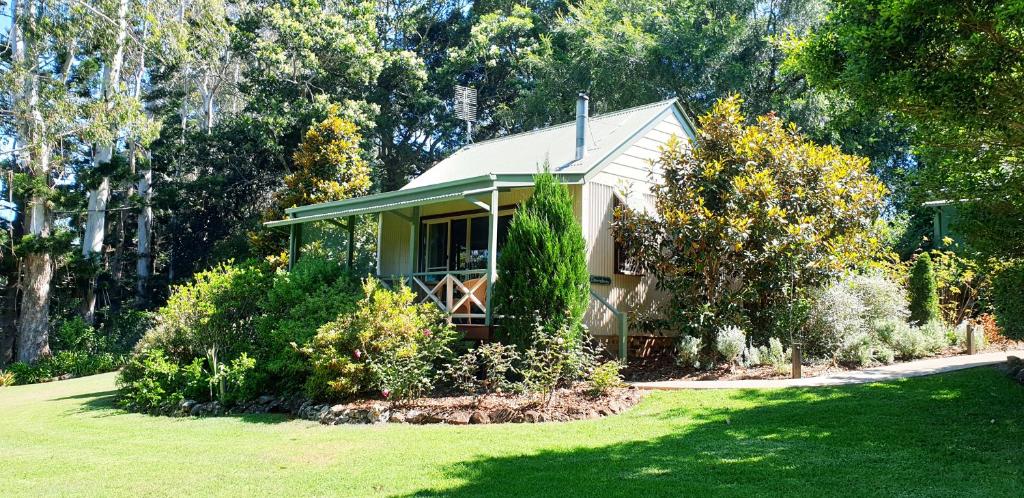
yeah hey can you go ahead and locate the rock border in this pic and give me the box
[171,387,644,425]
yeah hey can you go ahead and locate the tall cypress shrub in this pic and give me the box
[493,170,589,348]
[908,252,942,324]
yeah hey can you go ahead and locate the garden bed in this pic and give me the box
[174,385,644,425]
[623,343,1022,383]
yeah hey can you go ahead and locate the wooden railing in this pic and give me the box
[385,270,489,324]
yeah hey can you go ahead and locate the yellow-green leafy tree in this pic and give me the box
[252,111,372,262]
[613,96,887,343]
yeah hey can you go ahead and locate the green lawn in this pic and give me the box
[1,369,1022,497]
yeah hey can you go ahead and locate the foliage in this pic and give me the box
[205,350,257,405]
[0,370,14,387]
[302,278,455,401]
[715,326,746,365]
[790,0,1024,256]
[587,361,624,396]
[803,272,914,365]
[675,335,703,369]
[254,255,363,393]
[5,351,122,385]
[992,262,1024,341]
[252,112,372,260]
[493,170,589,349]
[116,349,205,413]
[614,96,887,343]
[444,343,520,396]
[877,319,948,361]
[803,279,867,359]
[908,253,942,325]
[518,321,595,406]
[758,337,791,373]
[136,261,271,364]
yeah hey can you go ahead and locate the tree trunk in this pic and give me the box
[81,0,129,323]
[11,0,55,364]
[135,156,153,307]
[0,280,17,367]
[18,250,52,364]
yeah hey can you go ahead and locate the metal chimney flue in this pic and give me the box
[575,93,589,161]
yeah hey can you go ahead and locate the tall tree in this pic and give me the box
[789,0,1024,253]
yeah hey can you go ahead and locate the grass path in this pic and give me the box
[1,368,1022,497]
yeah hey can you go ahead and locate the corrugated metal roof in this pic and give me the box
[402,99,681,190]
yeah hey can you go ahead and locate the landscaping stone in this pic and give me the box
[367,404,390,424]
[190,401,223,417]
[468,410,490,424]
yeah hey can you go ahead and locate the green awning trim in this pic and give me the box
[264,172,584,228]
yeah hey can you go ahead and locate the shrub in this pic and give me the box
[136,261,271,363]
[716,325,745,365]
[676,335,702,369]
[881,319,948,360]
[992,262,1024,341]
[0,370,14,387]
[764,337,788,368]
[116,349,205,413]
[302,278,455,401]
[742,345,762,367]
[908,253,942,325]
[845,273,910,325]
[255,255,362,393]
[493,170,589,350]
[588,361,624,396]
[611,96,886,341]
[444,342,520,396]
[518,321,594,406]
[803,282,867,359]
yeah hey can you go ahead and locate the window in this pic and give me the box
[418,210,514,272]
[613,196,643,276]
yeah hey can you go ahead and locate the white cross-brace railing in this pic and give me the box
[408,270,488,323]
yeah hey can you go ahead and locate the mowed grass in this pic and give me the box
[1,369,1022,497]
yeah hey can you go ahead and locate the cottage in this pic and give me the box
[266,96,697,359]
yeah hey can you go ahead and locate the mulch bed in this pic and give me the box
[622,343,1024,383]
[294,385,644,425]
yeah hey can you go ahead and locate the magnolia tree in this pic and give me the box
[613,96,887,343]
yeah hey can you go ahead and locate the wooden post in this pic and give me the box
[967,324,976,355]
[346,215,355,270]
[791,344,802,379]
[408,207,420,283]
[288,222,302,270]
[485,189,498,326]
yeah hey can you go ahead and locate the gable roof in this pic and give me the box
[266,98,695,227]
[402,98,693,190]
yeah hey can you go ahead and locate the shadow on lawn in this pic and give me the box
[404,368,1024,497]
[54,386,294,424]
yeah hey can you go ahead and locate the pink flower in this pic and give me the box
[381,389,391,399]
[422,328,432,337]
[353,349,362,359]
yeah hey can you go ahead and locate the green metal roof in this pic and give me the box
[265,99,695,228]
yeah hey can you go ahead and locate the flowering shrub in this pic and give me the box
[302,278,455,401]
[716,325,746,365]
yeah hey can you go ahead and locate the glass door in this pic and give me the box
[423,221,449,273]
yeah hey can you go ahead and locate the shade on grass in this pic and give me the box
[1,369,1022,497]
